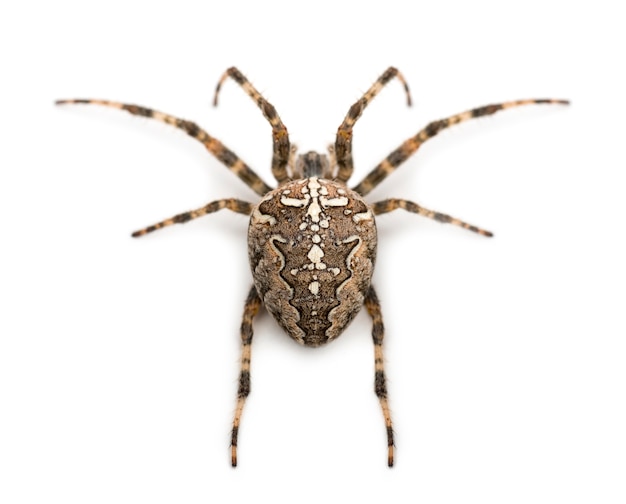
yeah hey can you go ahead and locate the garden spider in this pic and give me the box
[57,67,567,467]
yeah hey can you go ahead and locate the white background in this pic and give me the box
[1,1,624,503]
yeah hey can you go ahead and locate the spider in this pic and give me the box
[57,67,568,467]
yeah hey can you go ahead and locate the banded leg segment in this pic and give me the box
[372,199,493,237]
[335,67,412,184]
[231,286,262,467]
[364,286,395,467]
[213,67,291,185]
[131,198,253,237]
[353,98,569,196]
[55,99,273,196]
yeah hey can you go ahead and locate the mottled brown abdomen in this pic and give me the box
[248,177,377,347]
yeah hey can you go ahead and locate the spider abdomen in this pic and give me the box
[248,177,377,347]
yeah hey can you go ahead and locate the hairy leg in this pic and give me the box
[364,286,395,467]
[372,198,493,237]
[213,67,291,185]
[335,67,412,184]
[231,286,262,467]
[131,198,253,237]
[352,98,569,196]
[56,99,272,195]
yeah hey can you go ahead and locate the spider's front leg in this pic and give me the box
[231,286,262,467]
[213,67,291,185]
[335,67,412,184]
[364,286,395,467]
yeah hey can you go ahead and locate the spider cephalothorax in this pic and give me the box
[57,67,568,467]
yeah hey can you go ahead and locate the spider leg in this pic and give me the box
[131,198,253,237]
[326,144,338,178]
[287,143,298,180]
[213,67,291,185]
[364,286,395,467]
[335,67,412,184]
[231,286,262,467]
[55,99,273,196]
[372,199,493,237]
[353,98,569,196]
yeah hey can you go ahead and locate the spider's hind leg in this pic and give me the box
[231,286,262,467]
[364,286,395,467]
